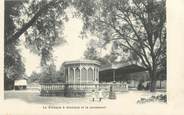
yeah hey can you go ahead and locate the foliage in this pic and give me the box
[28,71,41,83]
[4,0,69,89]
[84,39,121,65]
[75,0,166,91]
[39,64,65,83]
[4,1,25,90]
[137,94,167,104]
[5,0,94,88]
[11,0,69,66]
[84,38,139,65]
[5,0,166,92]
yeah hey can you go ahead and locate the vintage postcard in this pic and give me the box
[0,0,184,115]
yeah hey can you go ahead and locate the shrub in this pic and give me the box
[137,94,167,104]
[137,82,144,90]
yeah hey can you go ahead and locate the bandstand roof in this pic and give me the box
[63,59,101,66]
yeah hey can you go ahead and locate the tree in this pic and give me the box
[39,64,65,83]
[4,0,69,89]
[5,0,89,67]
[4,0,94,88]
[5,0,166,92]
[28,71,41,83]
[12,0,69,66]
[6,0,67,44]
[84,39,119,65]
[4,1,25,90]
[84,37,139,65]
[75,0,166,91]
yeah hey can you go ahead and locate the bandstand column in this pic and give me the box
[73,67,75,84]
[68,67,70,83]
[79,67,81,84]
[93,68,96,82]
[113,69,116,82]
[86,67,88,83]
[97,68,99,82]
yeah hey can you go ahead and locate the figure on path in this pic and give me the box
[91,89,96,102]
[98,89,103,102]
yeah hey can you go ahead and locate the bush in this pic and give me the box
[137,82,144,90]
[137,94,167,104]
[4,77,14,90]
[144,82,150,90]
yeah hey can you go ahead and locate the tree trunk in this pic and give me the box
[149,70,156,92]
[150,79,156,92]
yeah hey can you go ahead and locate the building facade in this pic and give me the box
[63,60,100,84]
[14,78,27,90]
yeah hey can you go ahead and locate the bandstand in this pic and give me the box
[63,60,100,84]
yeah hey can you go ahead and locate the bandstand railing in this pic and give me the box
[40,83,128,92]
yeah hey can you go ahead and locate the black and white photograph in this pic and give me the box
[2,0,176,114]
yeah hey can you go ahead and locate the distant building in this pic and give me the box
[99,62,149,88]
[14,77,28,90]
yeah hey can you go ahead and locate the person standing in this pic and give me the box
[91,89,96,102]
[98,89,103,102]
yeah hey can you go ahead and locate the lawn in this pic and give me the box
[4,90,166,105]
